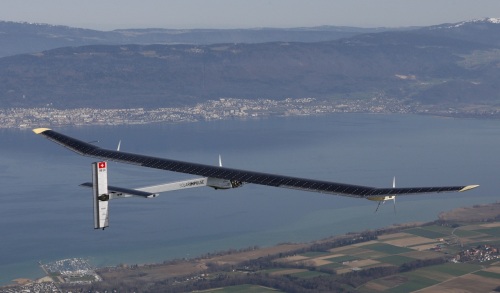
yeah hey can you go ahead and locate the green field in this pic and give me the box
[354,250,390,259]
[318,262,343,269]
[299,251,332,258]
[204,220,500,293]
[477,227,500,237]
[327,255,359,263]
[473,270,500,279]
[421,225,453,234]
[201,284,282,292]
[290,270,331,279]
[453,229,484,237]
[376,255,416,266]
[386,274,439,293]
[331,247,371,256]
[362,243,413,254]
[424,263,482,276]
[405,227,447,239]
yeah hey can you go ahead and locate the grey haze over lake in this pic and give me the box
[0,113,496,284]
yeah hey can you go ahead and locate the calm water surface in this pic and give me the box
[0,113,498,284]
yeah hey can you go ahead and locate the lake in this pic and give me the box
[0,113,498,285]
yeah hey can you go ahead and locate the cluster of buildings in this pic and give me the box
[1,258,100,293]
[40,258,101,285]
[452,244,500,263]
[0,281,60,293]
[0,97,413,129]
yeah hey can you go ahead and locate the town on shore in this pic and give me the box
[1,97,499,129]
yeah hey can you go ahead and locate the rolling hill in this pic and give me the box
[1,18,499,109]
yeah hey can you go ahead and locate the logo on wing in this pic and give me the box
[180,179,205,188]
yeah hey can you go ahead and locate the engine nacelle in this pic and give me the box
[367,195,395,202]
[207,177,243,189]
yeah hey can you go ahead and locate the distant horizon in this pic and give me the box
[1,0,499,31]
[0,17,498,32]
[0,18,420,30]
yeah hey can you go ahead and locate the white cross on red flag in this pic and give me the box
[98,162,106,169]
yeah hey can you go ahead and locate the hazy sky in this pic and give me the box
[1,0,498,30]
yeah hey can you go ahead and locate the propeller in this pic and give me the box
[117,140,121,151]
[374,176,397,214]
[219,154,222,167]
[392,176,397,214]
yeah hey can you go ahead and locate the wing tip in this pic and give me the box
[33,128,51,134]
[460,185,479,192]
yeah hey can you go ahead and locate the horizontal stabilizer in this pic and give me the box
[81,182,158,198]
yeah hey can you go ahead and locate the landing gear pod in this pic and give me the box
[92,161,109,230]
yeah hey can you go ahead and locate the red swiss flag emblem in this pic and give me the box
[98,162,106,169]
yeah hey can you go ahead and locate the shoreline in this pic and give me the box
[6,202,500,288]
[3,97,500,130]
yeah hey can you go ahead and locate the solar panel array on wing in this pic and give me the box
[39,129,469,198]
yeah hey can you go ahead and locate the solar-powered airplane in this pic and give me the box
[33,128,479,230]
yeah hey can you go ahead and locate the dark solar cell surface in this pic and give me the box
[39,129,469,198]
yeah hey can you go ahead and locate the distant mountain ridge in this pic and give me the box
[1,18,499,109]
[0,21,396,58]
[419,17,500,47]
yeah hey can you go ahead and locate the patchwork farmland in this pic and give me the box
[62,203,500,292]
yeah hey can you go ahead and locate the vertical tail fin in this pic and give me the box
[92,161,109,230]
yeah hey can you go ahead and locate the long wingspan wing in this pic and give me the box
[33,128,478,198]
